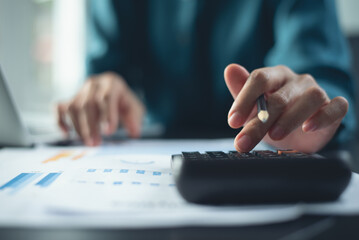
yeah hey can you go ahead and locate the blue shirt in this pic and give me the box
[86,0,356,145]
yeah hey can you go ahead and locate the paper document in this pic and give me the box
[0,139,358,228]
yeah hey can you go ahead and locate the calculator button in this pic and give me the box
[206,151,230,160]
[229,152,256,160]
[253,150,280,158]
[182,152,202,161]
[277,150,307,158]
[277,150,298,155]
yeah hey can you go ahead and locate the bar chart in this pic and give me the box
[0,172,62,194]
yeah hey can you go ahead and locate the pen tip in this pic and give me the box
[258,111,269,123]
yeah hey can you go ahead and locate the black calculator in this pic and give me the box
[171,150,351,205]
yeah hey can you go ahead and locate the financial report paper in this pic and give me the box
[0,139,358,228]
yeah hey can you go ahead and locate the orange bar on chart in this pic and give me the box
[42,151,73,163]
[72,151,86,160]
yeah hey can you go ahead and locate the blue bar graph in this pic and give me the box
[136,170,145,174]
[120,169,128,173]
[0,173,42,191]
[153,171,161,176]
[104,169,112,173]
[87,169,96,172]
[36,173,61,187]
[0,173,28,190]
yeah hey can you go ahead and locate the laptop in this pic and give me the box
[0,65,64,147]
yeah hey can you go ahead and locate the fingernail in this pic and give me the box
[271,125,285,140]
[89,138,96,146]
[236,135,252,152]
[303,121,317,132]
[228,112,242,128]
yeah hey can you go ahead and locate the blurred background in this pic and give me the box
[0,0,85,124]
[0,0,358,129]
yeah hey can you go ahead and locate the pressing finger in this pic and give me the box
[228,66,292,129]
[234,114,277,152]
[68,99,88,144]
[234,87,296,152]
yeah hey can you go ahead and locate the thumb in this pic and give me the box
[224,64,250,99]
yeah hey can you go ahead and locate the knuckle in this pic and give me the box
[103,93,112,102]
[275,65,290,73]
[84,99,97,111]
[251,69,269,87]
[300,74,315,85]
[307,86,327,105]
[86,76,99,87]
[103,72,125,85]
[268,92,289,111]
[88,76,97,83]
[83,78,99,93]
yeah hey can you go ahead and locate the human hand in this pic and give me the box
[224,64,348,153]
[57,72,145,146]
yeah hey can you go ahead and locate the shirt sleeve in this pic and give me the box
[264,0,356,148]
[86,0,123,76]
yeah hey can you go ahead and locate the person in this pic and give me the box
[57,0,356,153]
